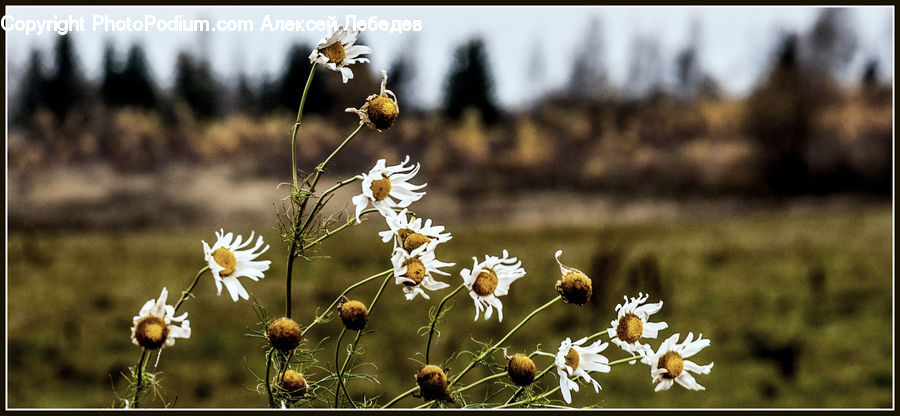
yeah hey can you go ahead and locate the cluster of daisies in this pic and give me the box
[551,253,714,404]
[126,25,715,408]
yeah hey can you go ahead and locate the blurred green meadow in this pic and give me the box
[6,202,892,408]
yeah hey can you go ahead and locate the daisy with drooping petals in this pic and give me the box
[554,250,593,306]
[606,293,668,355]
[131,287,191,350]
[308,26,372,83]
[379,208,451,253]
[460,250,526,322]
[391,244,454,300]
[202,229,271,302]
[351,156,426,223]
[641,332,714,392]
[555,337,611,404]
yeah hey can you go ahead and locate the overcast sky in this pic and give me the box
[4,6,894,108]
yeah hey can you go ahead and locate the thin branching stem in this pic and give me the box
[301,268,392,338]
[381,386,418,408]
[335,272,392,408]
[425,283,465,364]
[334,328,348,408]
[455,372,507,394]
[133,349,149,408]
[173,265,209,314]
[301,208,379,251]
[265,349,275,408]
[495,385,561,409]
[286,124,365,318]
[449,296,561,387]
[290,62,317,190]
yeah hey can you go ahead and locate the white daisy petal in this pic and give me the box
[130,287,191,350]
[309,27,370,82]
[643,333,713,392]
[203,230,271,302]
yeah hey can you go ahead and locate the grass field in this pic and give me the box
[6,203,893,408]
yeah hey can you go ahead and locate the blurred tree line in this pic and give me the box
[9,8,892,197]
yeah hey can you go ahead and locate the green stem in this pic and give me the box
[608,354,646,366]
[425,283,465,364]
[495,385,561,409]
[449,296,561,387]
[302,208,379,251]
[133,349,149,408]
[301,268,392,338]
[265,350,275,408]
[381,386,418,409]
[286,124,365,318]
[334,328,348,408]
[291,62,317,190]
[173,265,209,314]
[335,272,393,408]
[455,372,507,394]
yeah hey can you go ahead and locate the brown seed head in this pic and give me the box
[506,354,536,386]
[416,365,448,401]
[366,95,399,130]
[339,300,369,331]
[276,369,309,398]
[267,317,302,352]
[556,271,592,306]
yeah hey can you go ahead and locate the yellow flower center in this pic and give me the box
[212,248,237,277]
[367,96,399,130]
[472,269,499,297]
[319,41,345,64]
[370,175,392,201]
[658,350,685,379]
[402,232,431,252]
[135,316,168,350]
[564,347,580,370]
[616,313,644,344]
[402,257,426,286]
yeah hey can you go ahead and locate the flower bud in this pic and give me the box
[267,317,302,352]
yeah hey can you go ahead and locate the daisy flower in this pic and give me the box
[202,229,271,302]
[606,293,668,355]
[308,26,372,83]
[131,287,190,350]
[351,156,426,223]
[460,250,526,322]
[641,332,714,392]
[391,244,454,300]
[554,250,593,306]
[378,208,451,253]
[555,337,611,404]
[346,70,400,131]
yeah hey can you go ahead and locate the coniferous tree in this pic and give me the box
[17,49,48,122]
[121,44,158,110]
[442,38,500,124]
[173,51,220,119]
[100,42,125,108]
[45,35,87,119]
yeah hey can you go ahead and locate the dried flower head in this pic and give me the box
[554,250,592,305]
[276,369,309,398]
[506,353,537,386]
[338,298,369,331]
[267,317,302,352]
[347,70,399,131]
[416,364,449,401]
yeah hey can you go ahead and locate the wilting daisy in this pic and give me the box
[460,250,526,322]
[379,208,451,253]
[554,250,593,306]
[308,26,371,83]
[346,70,400,131]
[351,156,426,223]
[202,229,271,302]
[131,287,191,350]
[641,332,714,392]
[391,244,454,300]
[606,293,668,355]
[555,337,611,404]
